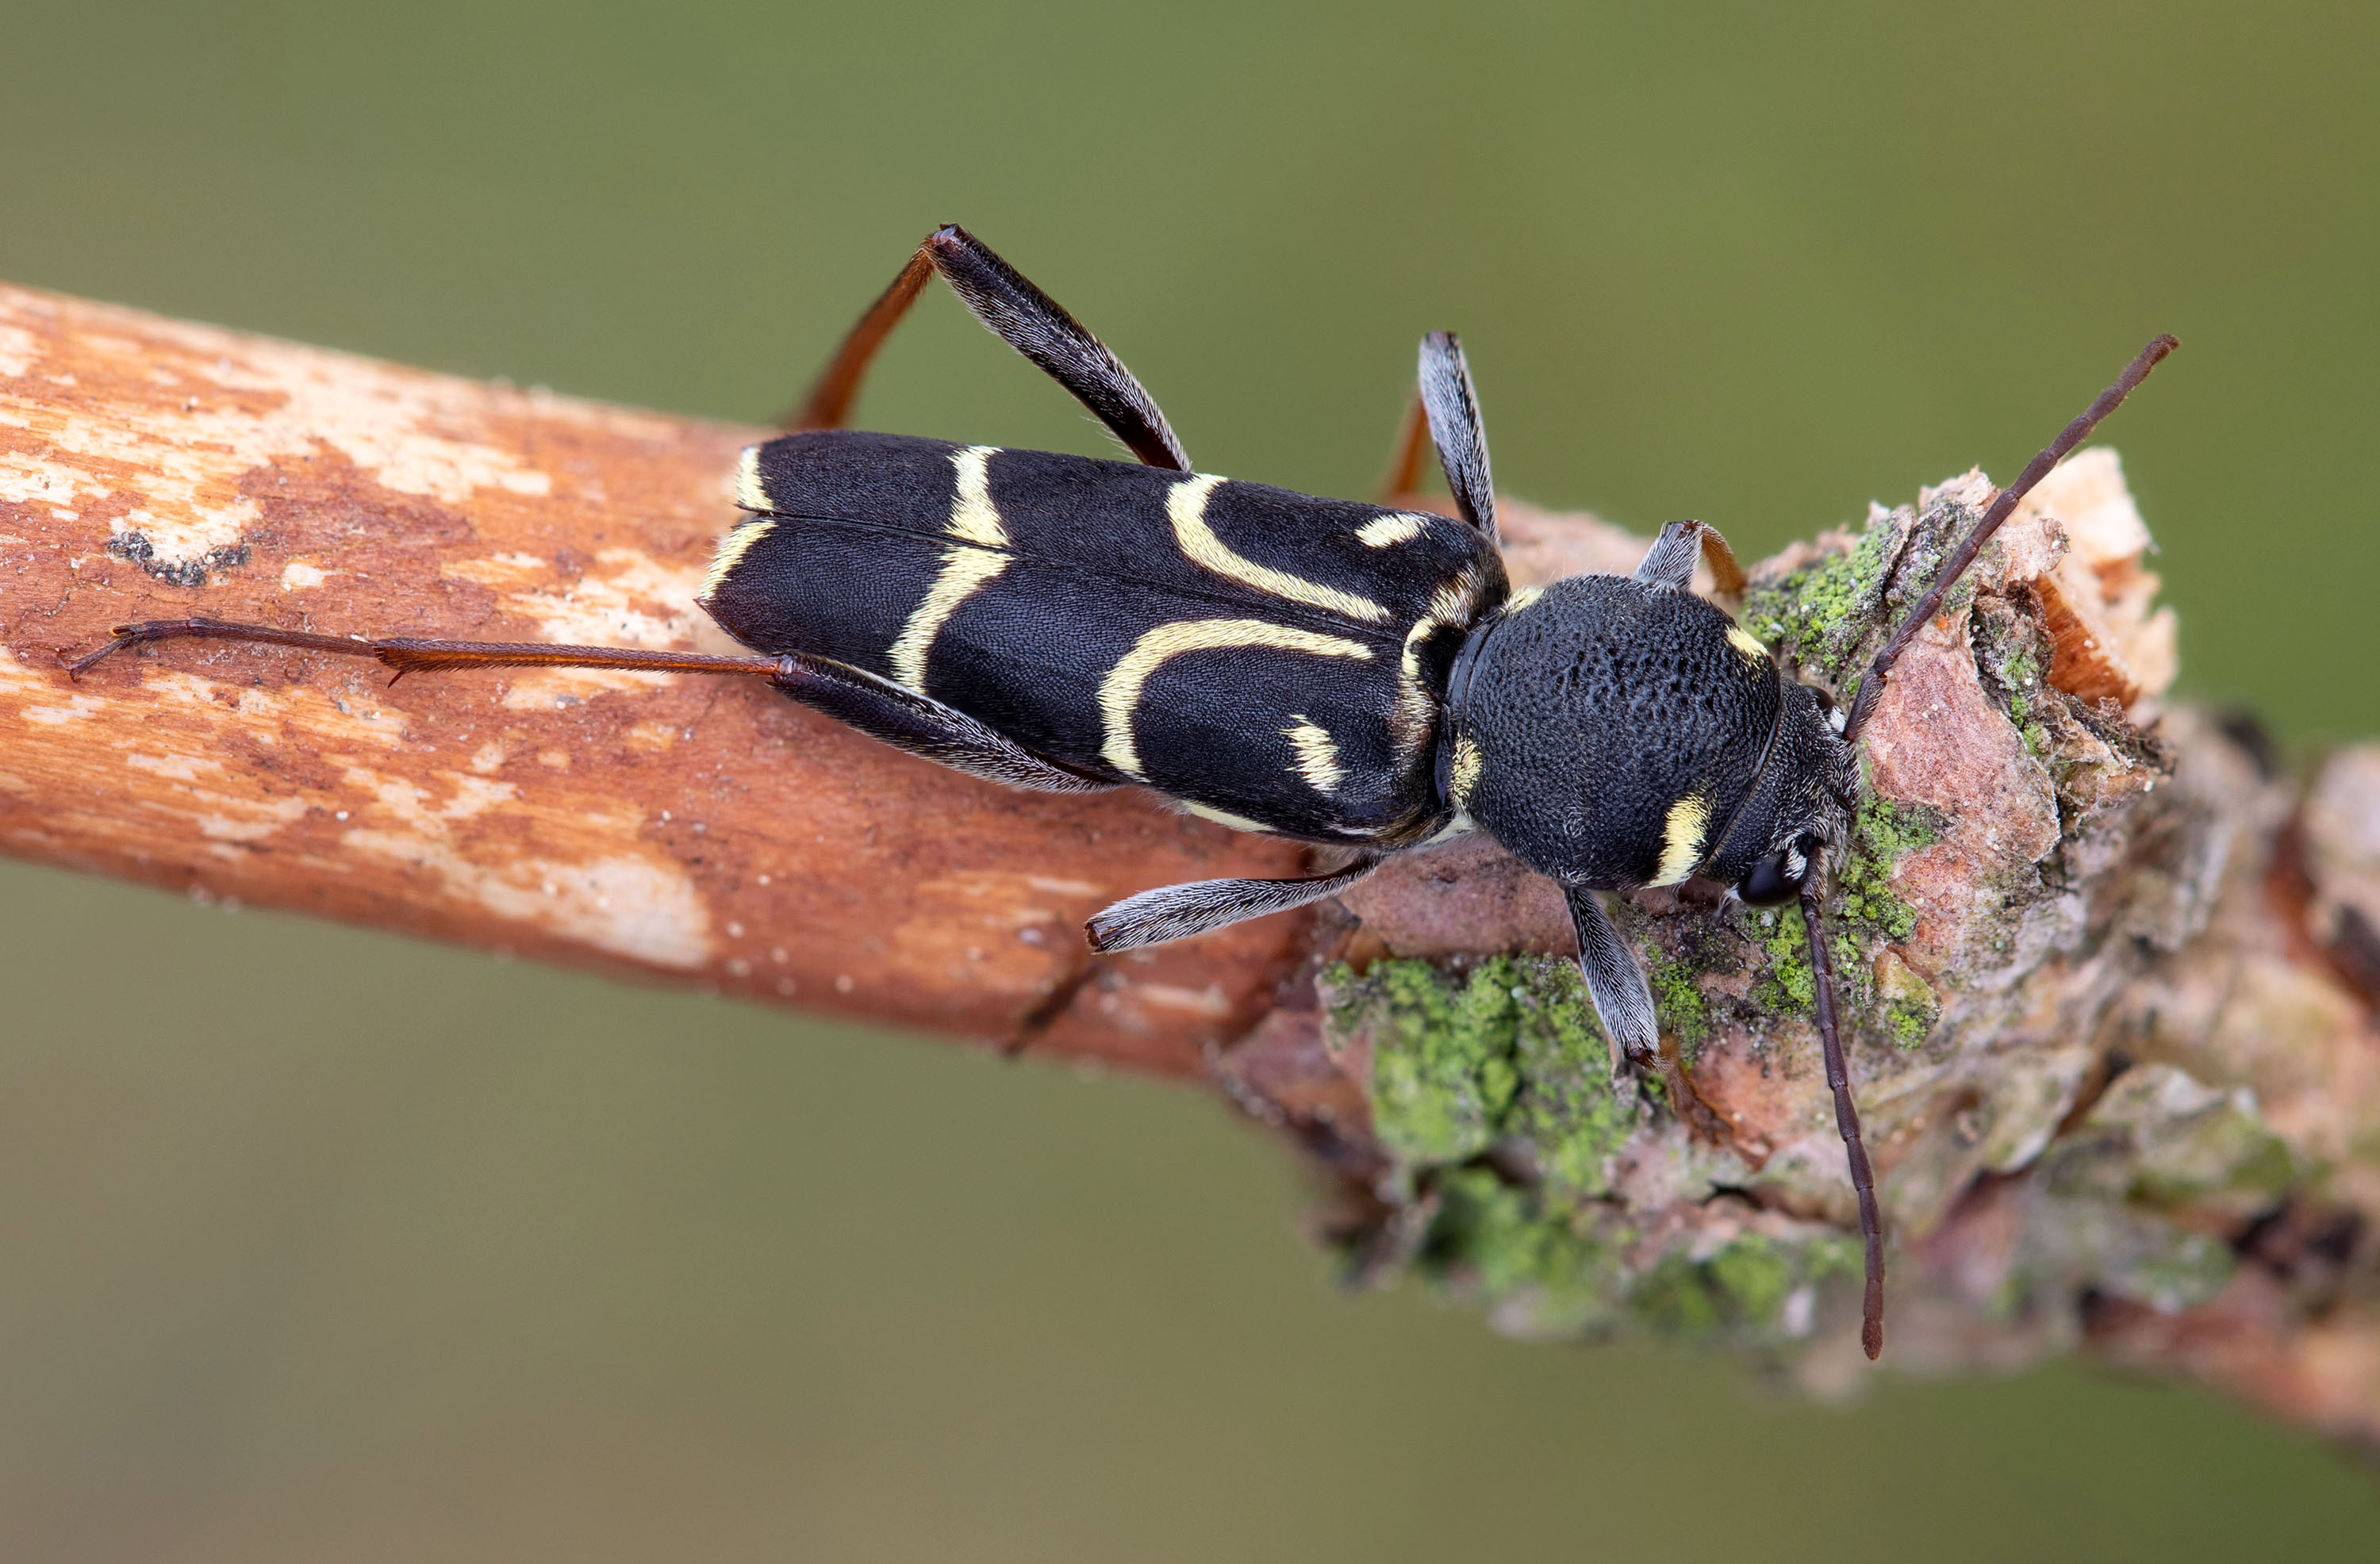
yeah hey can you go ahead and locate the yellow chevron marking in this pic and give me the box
[1505,584,1545,612]
[1098,619,1372,780]
[699,518,774,601]
[889,446,1013,692]
[734,445,768,512]
[1169,474,1389,623]
[946,444,1008,546]
[1651,793,1712,887]
[1392,570,1488,754]
[1281,714,1345,794]
[1357,512,1429,547]
[890,549,1009,691]
[1726,623,1771,664]
[1182,801,1274,834]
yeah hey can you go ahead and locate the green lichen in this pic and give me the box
[1329,957,1633,1197]
[1418,1177,1852,1346]
[1328,953,1883,1349]
[1625,1232,1846,1340]
[1420,1167,1622,1337]
[1739,516,1904,683]
[2067,1065,2298,1217]
[1645,949,1713,1055]
[2120,1232,2236,1315]
[1505,964,1638,1198]
[1707,1234,1794,1324]
[1885,997,1934,1048]
[1837,793,1940,942]
[1344,957,1524,1165]
[1752,904,1816,1014]
[1627,1250,1726,1335]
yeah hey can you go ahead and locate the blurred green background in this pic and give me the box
[4,1,2377,1558]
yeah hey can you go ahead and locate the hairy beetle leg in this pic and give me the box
[67,617,1117,795]
[788,224,1191,473]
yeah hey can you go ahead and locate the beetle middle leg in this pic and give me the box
[1086,856,1388,952]
[1564,884,1660,1075]
[787,224,1192,472]
[1633,519,1748,599]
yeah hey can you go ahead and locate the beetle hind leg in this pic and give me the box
[1563,885,1661,1073]
[767,650,1122,795]
[1380,333,1499,543]
[788,224,1192,472]
[67,619,1119,798]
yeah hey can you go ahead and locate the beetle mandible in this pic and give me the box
[71,224,2178,1359]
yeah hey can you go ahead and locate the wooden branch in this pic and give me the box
[1238,479,2380,1447]
[0,282,1309,1074]
[7,282,2378,1447]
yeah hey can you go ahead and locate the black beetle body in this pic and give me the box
[71,223,2177,1364]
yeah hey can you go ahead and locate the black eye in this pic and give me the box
[1739,838,1813,907]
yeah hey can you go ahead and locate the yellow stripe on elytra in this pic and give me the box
[946,444,1007,546]
[1392,570,1488,754]
[1726,623,1771,664]
[1169,474,1389,623]
[1182,801,1274,834]
[1651,793,1712,887]
[1281,715,1345,795]
[734,445,767,512]
[890,548,1008,691]
[889,446,1013,692]
[700,518,774,600]
[1098,619,1373,780]
[1357,512,1429,547]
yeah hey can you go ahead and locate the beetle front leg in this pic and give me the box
[1564,884,1740,1137]
[1563,885,1661,1075]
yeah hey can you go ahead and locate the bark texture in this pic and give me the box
[0,282,1309,1073]
[4,284,2377,1444]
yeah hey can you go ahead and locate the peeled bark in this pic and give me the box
[4,282,2376,1447]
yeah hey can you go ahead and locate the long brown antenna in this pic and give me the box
[1843,334,2178,742]
[1802,881,1884,1359]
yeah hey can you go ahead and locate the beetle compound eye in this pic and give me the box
[1740,845,1807,907]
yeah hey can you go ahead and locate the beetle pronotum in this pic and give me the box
[70,224,2175,1358]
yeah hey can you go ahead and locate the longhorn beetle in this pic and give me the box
[70,225,2177,1359]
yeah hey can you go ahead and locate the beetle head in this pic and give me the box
[1693,679,1858,906]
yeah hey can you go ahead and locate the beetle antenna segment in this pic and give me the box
[1842,334,2178,742]
[1802,879,1884,1359]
